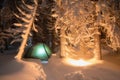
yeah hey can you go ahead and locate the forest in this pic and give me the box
[0,0,120,60]
[0,0,120,80]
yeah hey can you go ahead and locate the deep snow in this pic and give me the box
[0,49,120,80]
[43,51,120,80]
[0,50,46,80]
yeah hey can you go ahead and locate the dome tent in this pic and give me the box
[24,43,52,61]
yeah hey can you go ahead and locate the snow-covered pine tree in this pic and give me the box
[0,0,14,52]
[0,31,13,52]
[0,0,57,58]
[55,0,97,59]
[33,0,57,51]
[98,0,120,51]
[55,0,120,60]
[14,0,39,60]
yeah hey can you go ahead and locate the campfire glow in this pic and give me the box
[63,57,102,67]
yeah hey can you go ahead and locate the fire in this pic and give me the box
[63,57,102,67]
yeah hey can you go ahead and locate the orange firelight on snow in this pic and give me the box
[63,57,102,67]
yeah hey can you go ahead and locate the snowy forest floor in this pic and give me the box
[43,51,120,80]
[0,50,46,80]
[0,49,120,80]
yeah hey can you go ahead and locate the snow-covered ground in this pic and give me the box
[0,50,46,80]
[0,49,120,80]
[43,51,120,80]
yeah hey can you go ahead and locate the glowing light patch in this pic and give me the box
[63,57,102,67]
[30,43,52,60]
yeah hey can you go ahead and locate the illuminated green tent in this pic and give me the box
[25,43,52,60]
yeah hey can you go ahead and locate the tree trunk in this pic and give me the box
[15,0,38,60]
[93,0,102,60]
[93,28,102,60]
[60,29,66,58]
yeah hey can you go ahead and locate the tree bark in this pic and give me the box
[93,31,102,60]
[60,29,66,58]
[93,0,102,60]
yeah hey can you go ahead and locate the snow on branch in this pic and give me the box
[13,0,39,59]
[55,0,120,58]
